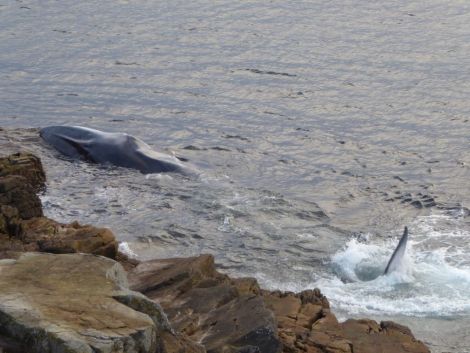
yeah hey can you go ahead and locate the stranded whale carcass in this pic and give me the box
[40,125,194,174]
[384,226,409,275]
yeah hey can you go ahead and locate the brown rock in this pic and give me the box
[380,320,413,336]
[0,205,23,238]
[231,277,261,296]
[160,331,205,353]
[264,292,302,318]
[129,254,226,298]
[261,288,429,353]
[19,217,118,258]
[0,153,45,221]
[129,255,282,353]
[0,175,43,219]
[198,295,280,353]
[0,153,118,259]
[340,319,430,353]
[307,331,352,353]
[0,152,45,192]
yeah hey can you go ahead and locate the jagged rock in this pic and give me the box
[21,218,118,258]
[262,289,429,353]
[340,320,430,353]
[129,254,223,296]
[0,153,45,220]
[0,152,45,192]
[0,153,44,232]
[0,217,119,259]
[128,255,428,353]
[0,175,43,220]
[0,153,118,259]
[0,252,202,353]
[128,255,282,353]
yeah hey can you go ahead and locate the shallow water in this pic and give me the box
[2,1,470,352]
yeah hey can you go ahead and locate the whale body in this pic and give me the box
[384,226,408,275]
[40,125,193,174]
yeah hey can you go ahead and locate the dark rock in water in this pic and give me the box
[436,202,470,217]
[390,191,438,210]
[410,200,423,208]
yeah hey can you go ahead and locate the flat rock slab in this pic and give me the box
[0,252,168,353]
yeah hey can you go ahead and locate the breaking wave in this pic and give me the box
[315,214,470,317]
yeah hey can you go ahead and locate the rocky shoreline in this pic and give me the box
[0,152,430,353]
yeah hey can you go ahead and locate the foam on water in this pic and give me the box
[118,241,138,259]
[314,214,470,317]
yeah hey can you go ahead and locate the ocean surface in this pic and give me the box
[1,1,470,352]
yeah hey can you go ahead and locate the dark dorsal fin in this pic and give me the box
[384,227,409,275]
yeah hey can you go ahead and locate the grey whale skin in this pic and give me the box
[384,226,408,275]
[40,126,192,174]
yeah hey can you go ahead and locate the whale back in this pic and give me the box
[384,227,408,275]
[40,126,102,161]
[40,125,191,174]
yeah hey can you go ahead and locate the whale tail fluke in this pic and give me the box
[384,226,409,275]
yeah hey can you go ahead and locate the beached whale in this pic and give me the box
[40,125,194,174]
[384,227,408,274]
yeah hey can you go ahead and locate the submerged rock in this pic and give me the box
[0,252,166,353]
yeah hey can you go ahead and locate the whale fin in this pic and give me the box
[384,227,408,275]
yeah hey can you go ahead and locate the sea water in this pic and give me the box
[1,1,470,351]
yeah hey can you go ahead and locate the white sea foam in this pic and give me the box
[145,173,174,181]
[312,215,470,317]
[118,241,138,259]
